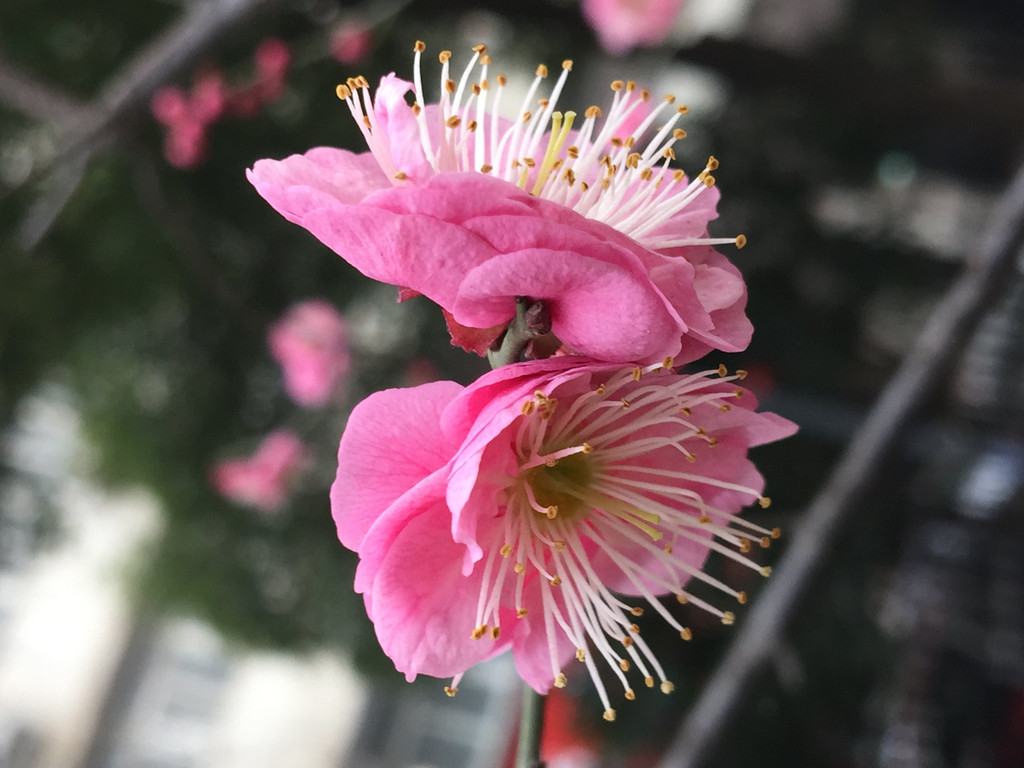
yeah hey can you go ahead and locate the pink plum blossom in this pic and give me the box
[331,356,795,719]
[582,0,686,56]
[268,300,350,407]
[248,43,751,364]
[330,21,374,65]
[211,429,307,512]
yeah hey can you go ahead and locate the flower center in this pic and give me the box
[521,451,595,524]
[460,360,782,721]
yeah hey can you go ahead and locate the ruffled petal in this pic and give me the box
[332,381,462,550]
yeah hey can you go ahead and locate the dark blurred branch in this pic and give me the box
[678,36,1024,157]
[658,163,1024,768]
[0,50,87,123]
[17,0,293,249]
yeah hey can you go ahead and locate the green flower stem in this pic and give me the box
[515,682,547,768]
[487,297,554,369]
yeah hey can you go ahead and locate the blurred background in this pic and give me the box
[1,0,1023,766]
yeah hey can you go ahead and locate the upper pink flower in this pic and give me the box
[331,356,796,719]
[268,299,350,407]
[211,429,307,511]
[582,0,687,56]
[248,43,751,365]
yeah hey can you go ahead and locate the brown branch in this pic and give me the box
[657,163,1024,768]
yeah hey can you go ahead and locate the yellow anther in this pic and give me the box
[721,612,736,626]
[394,171,407,181]
[621,398,631,409]
[661,681,675,694]
[626,80,636,91]
[761,566,773,577]
[736,369,749,379]
[555,672,567,688]
[630,606,644,617]
[491,626,501,640]
[576,648,587,661]
[662,147,676,160]
[335,84,351,100]
[480,164,493,173]
[673,128,687,139]
[662,356,675,370]
[553,540,566,551]
[536,64,548,77]
[514,562,526,574]
[739,538,752,553]
[707,155,720,170]
[772,527,782,539]
[517,608,529,618]
[619,659,631,672]
[680,406,692,415]
[704,174,717,188]
[499,544,513,557]
[759,497,772,509]
[595,384,607,395]
[622,636,634,647]
[472,43,487,53]
[439,50,452,63]
[414,40,426,52]
[550,576,562,586]
[610,80,624,91]
[445,79,456,94]
[735,234,748,249]
[737,591,748,605]
[760,536,771,548]
[444,685,458,697]
[546,506,558,519]
[632,366,643,381]
[641,89,651,100]
[603,709,617,722]
[498,74,508,86]
[664,94,676,103]
[629,623,640,634]
[562,59,573,70]
[676,594,688,604]
[471,625,487,639]
[445,115,461,128]
[581,443,593,454]
[734,389,745,398]
[717,363,729,377]
[718,404,732,412]
[680,627,693,641]
[677,104,689,114]
[625,689,636,701]
[480,57,491,67]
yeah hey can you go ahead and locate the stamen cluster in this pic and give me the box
[336,42,744,254]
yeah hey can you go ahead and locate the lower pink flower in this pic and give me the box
[268,300,350,407]
[211,430,307,511]
[332,357,795,719]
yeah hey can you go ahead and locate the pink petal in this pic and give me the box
[246,148,390,224]
[332,380,462,550]
[366,499,510,680]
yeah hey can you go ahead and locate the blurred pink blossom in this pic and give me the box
[582,0,686,55]
[330,21,374,65]
[268,300,350,407]
[211,430,307,512]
